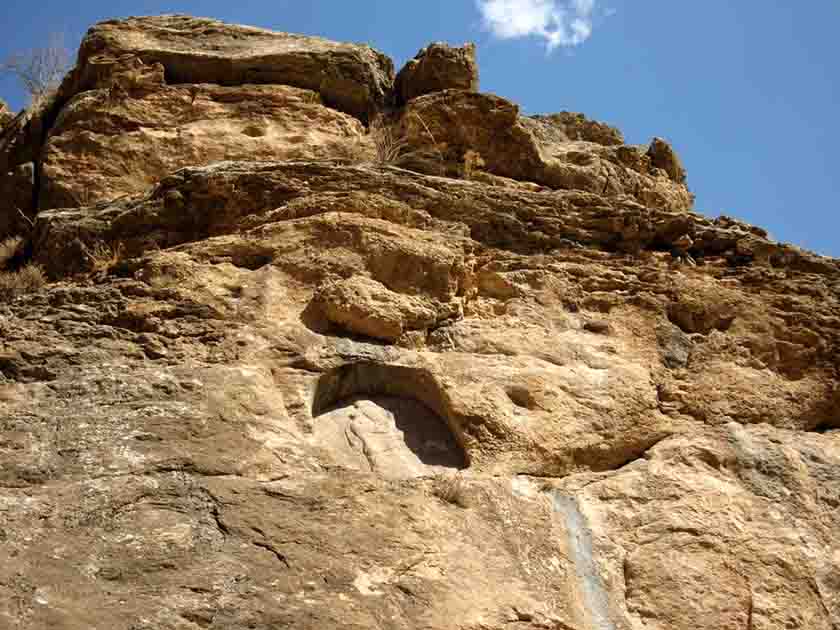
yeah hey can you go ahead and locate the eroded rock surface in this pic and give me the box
[1,14,839,630]
[311,275,461,343]
[398,90,694,209]
[313,395,466,478]
[67,14,395,120]
[41,83,366,208]
[395,42,479,105]
[0,98,13,129]
[528,111,625,146]
[0,100,52,234]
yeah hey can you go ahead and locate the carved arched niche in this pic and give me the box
[312,363,468,479]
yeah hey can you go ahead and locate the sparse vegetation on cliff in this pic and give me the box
[0,262,45,299]
[0,32,70,108]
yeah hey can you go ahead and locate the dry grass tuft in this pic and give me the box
[432,472,470,508]
[369,115,411,165]
[367,112,443,168]
[326,113,444,171]
[87,241,125,275]
[0,263,46,300]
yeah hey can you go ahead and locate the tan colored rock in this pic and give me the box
[0,98,14,129]
[528,111,624,146]
[40,82,367,209]
[26,161,687,274]
[311,275,458,342]
[648,136,687,184]
[33,160,838,280]
[554,424,840,630]
[2,16,840,630]
[397,90,694,210]
[68,15,394,120]
[2,15,393,235]
[395,42,478,105]
[313,395,466,478]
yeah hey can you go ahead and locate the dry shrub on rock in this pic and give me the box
[87,241,125,275]
[0,263,45,300]
[369,115,411,164]
[367,112,443,168]
[0,32,71,109]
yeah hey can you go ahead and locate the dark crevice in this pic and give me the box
[810,420,838,434]
[31,160,42,220]
[518,433,674,480]
[505,385,541,411]
[574,432,674,474]
[252,541,291,568]
[211,505,230,538]
[746,587,754,630]
[31,92,71,216]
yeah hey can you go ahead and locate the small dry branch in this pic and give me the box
[0,32,71,106]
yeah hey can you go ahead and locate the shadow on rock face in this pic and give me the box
[312,363,467,477]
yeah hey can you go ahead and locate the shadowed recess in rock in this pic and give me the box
[314,395,465,479]
[311,362,468,474]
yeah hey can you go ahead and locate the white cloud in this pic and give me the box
[476,0,599,51]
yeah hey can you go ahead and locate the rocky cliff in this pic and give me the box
[1,15,839,630]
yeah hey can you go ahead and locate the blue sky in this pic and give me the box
[1,0,838,257]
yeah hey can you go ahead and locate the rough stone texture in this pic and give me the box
[529,111,625,146]
[0,98,14,129]
[398,90,695,210]
[64,14,394,120]
[0,13,391,237]
[32,160,783,278]
[313,395,466,478]
[0,89,62,178]
[41,81,367,209]
[2,15,840,630]
[648,136,687,184]
[395,42,479,105]
[0,99,54,237]
[311,275,462,342]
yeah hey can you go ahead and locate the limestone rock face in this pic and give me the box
[67,15,395,120]
[395,42,479,105]
[1,15,840,630]
[398,90,694,210]
[311,275,461,342]
[648,136,687,184]
[529,111,625,146]
[41,82,367,209]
